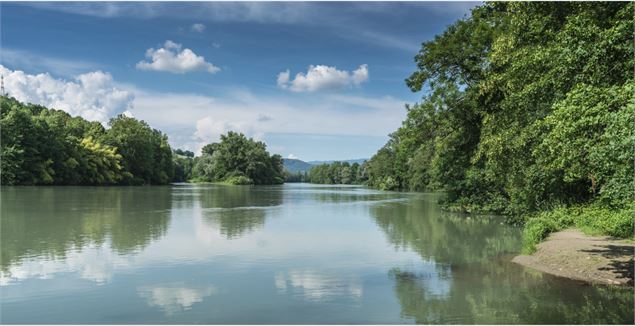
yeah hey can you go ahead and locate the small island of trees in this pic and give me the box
[192,131,284,185]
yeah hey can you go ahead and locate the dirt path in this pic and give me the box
[513,229,634,286]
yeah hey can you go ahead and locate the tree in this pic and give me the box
[366,1,633,223]
[193,132,284,185]
[0,96,175,186]
[102,115,174,185]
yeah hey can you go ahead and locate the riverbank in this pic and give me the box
[513,229,634,286]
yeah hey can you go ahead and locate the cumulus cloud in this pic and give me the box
[0,65,133,123]
[287,154,297,159]
[128,87,406,154]
[191,23,206,32]
[136,40,220,74]
[193,116,265,153]
[277,64,368,92]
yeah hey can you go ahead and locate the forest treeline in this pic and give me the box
[0,97,283,185]
[307,161,368,184]
[362,2,634,247]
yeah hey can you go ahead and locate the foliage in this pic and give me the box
[0,96,174,185]
[522,204,634,253]
[285,170,309,182]
[192,131,284,185]
[308,161,366,185]
[366,2,634,242]
[172,150,195,182]
[101,115,174,185]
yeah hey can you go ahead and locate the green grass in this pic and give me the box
[521,203,634,254]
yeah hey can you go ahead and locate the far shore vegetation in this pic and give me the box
[1,3,632,255]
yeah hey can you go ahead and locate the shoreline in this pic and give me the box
[512,229,634,286]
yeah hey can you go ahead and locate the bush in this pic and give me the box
[225,175,254,185]
[575,205,634,238]
[522,206,575,253]
[521,204,634,253]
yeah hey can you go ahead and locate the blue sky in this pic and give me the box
[1,1,477,161]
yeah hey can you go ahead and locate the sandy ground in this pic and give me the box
[513,229,634,286]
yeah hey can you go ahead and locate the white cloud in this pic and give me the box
[287,154,298,159]
[194,116,265,153]
[276,70,290,88]
[136,40,220,74]
[0,65,133,124]
[277,64,369,92]
[128,87,406,154]
[0,63,404,155]
[191,23,206,32]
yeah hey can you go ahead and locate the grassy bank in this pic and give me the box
[521,204,634,254]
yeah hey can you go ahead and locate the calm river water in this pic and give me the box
[1,184,633,324]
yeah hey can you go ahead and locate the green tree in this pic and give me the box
[102,115,174,185]
[193,132,284,185]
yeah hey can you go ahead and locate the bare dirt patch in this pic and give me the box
[513,228,634,286]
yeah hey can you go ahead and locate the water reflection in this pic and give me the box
[371,194,522,265]
[137,283,217,315]
[1,187,171,282]
[197,185,283,239]
[274,270,363,302]
[372,194,635,324]
[1,185,632,324]
[282,184,402,205]
[390,260,634,324]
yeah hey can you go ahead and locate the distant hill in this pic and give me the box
[307,158,367,165]
[282,158,313,173]
[283,158,368,174]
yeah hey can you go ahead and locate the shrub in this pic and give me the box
[575,205,634,238]
[225,175,254,185]
[521,204,634,253]
[522,206,575,253]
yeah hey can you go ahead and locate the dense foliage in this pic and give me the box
[365,2,634,239]
[1,96,175,185]
[308,161,367,185]
[0,97,288,186]
[173,151,195,182]
[284,171,309,183]
[193,131,284,185]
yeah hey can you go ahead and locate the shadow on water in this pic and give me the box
[370,194,635,324]
[1,186,172,272]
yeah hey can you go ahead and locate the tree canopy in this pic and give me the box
[365,1,633,229]
[1,96,178,185]
[308,161,367,185]
[193,131,284,185]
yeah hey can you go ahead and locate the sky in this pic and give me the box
[0,1,477,161]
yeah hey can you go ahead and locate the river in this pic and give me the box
[1,184,632,323]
